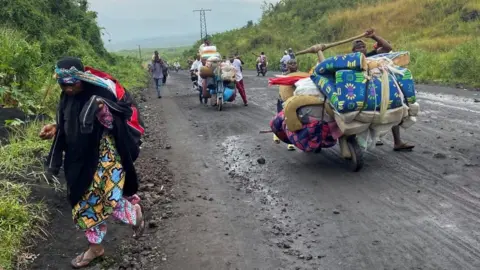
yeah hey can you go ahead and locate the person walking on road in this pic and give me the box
[234,53,245,72]
[196,56,209,104]
[230,54,248,106]
[351,28,414,151]
[162,61,169,85]
[151,51,165,98]
[40,57,145,268]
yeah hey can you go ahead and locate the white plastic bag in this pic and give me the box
[294,78,323,97]
[356,128,377,151]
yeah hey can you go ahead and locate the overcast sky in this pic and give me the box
[88,0,280,43]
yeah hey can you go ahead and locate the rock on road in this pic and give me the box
[133,70,480,270]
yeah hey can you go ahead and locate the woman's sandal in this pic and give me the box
[273,134,281,144]
[133,204,146,239]
[394,142,415,151]
[71,249,104,269]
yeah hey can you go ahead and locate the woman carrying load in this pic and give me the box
[39,57,145,268]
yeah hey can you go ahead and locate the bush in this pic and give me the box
[449,38,480,86]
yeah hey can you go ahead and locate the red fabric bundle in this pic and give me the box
[268,76,306,86]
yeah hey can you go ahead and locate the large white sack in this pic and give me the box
[294,78,324,98]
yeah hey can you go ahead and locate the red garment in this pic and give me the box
[268,76,306,86]
[84,66,145,135]
[236,79,247,104]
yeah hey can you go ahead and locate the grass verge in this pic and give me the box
[0,120,51,182]
[0,180,46,270]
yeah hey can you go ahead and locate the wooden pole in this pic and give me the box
[296,33,368,56]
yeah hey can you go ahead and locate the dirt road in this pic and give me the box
[32,71,480,270]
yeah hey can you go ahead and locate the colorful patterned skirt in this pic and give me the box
[72,133,126,230]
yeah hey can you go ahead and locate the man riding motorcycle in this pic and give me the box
[255,52,268,76]
[279,51,291,74]
[173,61,181,72]
[287,48,295,60]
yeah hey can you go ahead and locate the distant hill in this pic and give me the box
[116,46,189,66]
[106,34,198,52]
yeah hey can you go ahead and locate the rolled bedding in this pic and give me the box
[313,52,367,75]
[367,51,410,67]
[270,108,339,152]
[200,45,220,60]
[285,117,337,152]
[270,111,291,144]
[312,70,408,113]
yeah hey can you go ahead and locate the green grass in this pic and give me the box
[0,180,46,270]
[0,121,51,181]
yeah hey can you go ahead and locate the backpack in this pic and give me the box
[84,66,145,161]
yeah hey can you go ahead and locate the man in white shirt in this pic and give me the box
[280,51,291,74]
[190,55,201,90]
[195,57,209,104]
[230,55,248,106]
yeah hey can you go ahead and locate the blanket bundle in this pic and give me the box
[269,51,419,151]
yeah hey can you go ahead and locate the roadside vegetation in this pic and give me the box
[183,0,480,87]
[0,1,147,269]
[0,181,46,270]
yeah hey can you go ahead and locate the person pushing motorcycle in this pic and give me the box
[351,28,414,151]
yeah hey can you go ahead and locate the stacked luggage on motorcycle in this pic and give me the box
[199,55,236,102]
[269,51,419,152]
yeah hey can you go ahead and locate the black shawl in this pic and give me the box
[46,82,139,207]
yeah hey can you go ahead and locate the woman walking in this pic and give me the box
[40,57,145,268]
